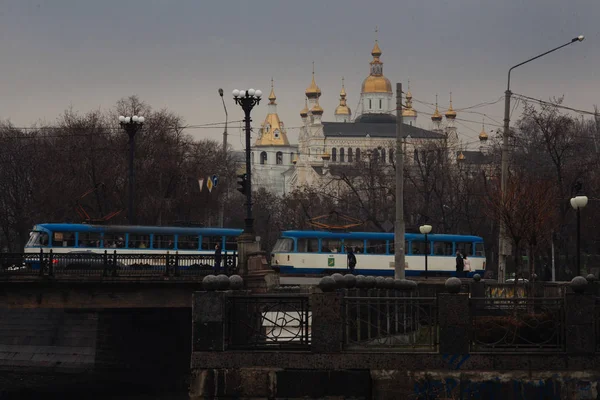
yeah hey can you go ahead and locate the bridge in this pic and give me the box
[190,275,600,399]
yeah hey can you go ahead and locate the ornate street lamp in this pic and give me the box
[119,115,145,225]
[232,88,262,234]
[570,195,588,276]
[419,224,432,279]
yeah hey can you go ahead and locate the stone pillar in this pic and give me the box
[565,277,595,354]
[438,278,470,355]
[237,233,260,277]
[310,288,343,353]
[192,291,226,352]
[245,251,280,293]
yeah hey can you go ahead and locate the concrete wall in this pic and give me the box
[190,368,600,399]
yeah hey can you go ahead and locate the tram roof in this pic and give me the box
[31,223,243,236]
[281,230,483,242]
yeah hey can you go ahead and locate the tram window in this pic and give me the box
[202,236,222,251]
[388,241,409,255]
[272,238,293,252]
[78,232,102,247]
[455,242,471,256]
[297,239,319,253]
[412,241,429,255]
[178,235,199,250]
[344,240,364,254]
[26,232,49,247]
[129,234,150,249]
[321,239,342,253]
[366,240,386,254]
[104,233,125,248]
[153,235,174,250]
[52,232,75,247]
[224,237,238,252]
[475,243,485,257]
[434,241,454,256]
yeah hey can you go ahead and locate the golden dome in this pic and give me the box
[322,152,331,160]
[300,97,309,117]
[431,95,443,121]
[335,105,351,115]
[402,108,417,117]
[268,78,276,104]
[479,119,488,140]
[371,40,382,57]
[335,77,351,116]
[362,38,392,94]
[445,92,457,119]
[305,62,321,98]
[361,75,392,93]
[311,103,324,115]
[402,81,417,118]
[457,152,465,161]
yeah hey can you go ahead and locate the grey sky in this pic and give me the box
[1,0,598,149]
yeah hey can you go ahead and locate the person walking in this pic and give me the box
[463,254,471,277]
[347,247,357,275]
[214,243,222,274]
[455,250,464,278]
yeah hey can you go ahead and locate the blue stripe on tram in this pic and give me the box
[276,265,484,278]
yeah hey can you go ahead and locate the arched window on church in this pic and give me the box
[356,148,361,162]
[389,149,394,164]
[260,151,267,165]
[332,148,337,162]
[369,99,372,109]
[372,148,379,163]
[413,150,419,164]
[348,148,353,162]
[381,148,386,163]
[340,148,345,162]
[379,99,382,109]
[276,152,283,165]
[290,152,294,163]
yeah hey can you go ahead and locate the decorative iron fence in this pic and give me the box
[470,297,565,352]
[0,251,237,278]
[226,294,311,350]
[343,296,438,352]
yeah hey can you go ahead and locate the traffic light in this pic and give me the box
[237,173,248,195]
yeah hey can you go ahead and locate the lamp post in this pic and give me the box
[498,35,585,283]
[570,195,588,276]
[218,88,229,228]
[232,88,262,235]
[419,225,432,279]
[119,115,145,225]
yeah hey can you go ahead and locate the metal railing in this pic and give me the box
[0,251,237,278]
[226,294,311,350]
[470,297,565,352]
[343,296,438,352]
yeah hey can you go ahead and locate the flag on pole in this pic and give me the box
[207,176,213,193]
[198,178,204,192]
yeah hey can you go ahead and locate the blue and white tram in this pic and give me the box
[24,223,243,268]
[271,230,486,277]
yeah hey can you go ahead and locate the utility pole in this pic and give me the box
[394,82,406,279]
[218,88,229,227]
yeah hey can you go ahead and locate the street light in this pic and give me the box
[419,224,432,279]
[232,88,262,235]
[119,115,145,225]
[218,88,229,228]
[498,35,585,283]
[570,195,588,276]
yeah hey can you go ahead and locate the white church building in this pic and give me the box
[251,38,476,196]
